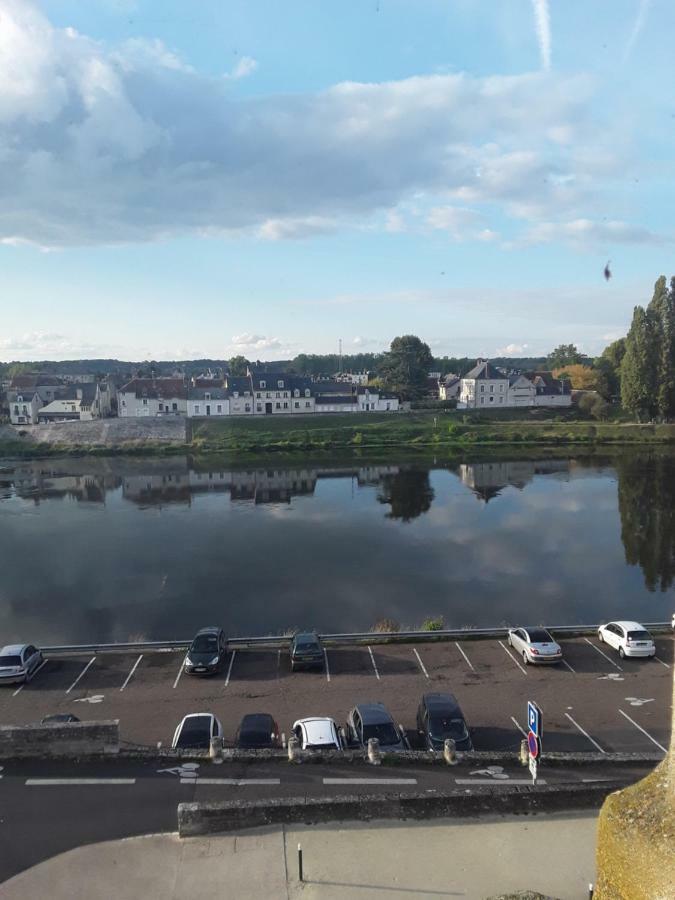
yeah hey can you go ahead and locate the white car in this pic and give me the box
[597,621,655,659]
[507,627,562,665]
[0,644,43,685]
[172,713,223,749]
[292,717,343,750]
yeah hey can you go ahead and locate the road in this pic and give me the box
[1,635,671,754]
[0,755,656,884]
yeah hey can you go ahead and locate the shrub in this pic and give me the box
[371,618,401,633]
[421,616,444,632]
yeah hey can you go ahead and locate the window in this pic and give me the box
[275,402,281,409]
[489,396,494,402]
[294,389,299,398]
[500,384,504,391]
[172,403,178,411]
[480,385,485,393]
[276,391,280,398]
[305,389,311,397]
[205,392,211,400]
[256,392,261,399]
[256,404,262,412]
[490,385,494,393]
[266,392,271,399]
[245,403,251,412]
[216,404,222,413]
[499,397,503,403]
[305,401,311,407]
[121,399,126,407]
[480,397,485,404]
[260,380,266,389]
[143,398,148,405]
[159,403,164,411]
[13,405,18,414]
[294,402,299,408]
[233,391,238,398]
[283,402,288,409]
[277,380,284,388]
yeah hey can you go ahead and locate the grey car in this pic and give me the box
[0,644,43,686]
[507,627,562,665]
[346,702,408,752]
[184,627,227,676]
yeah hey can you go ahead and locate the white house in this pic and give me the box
[118,378,188,417]
[439,375,460,401]
[248,372,316,416]
[457,361,571,409]
[8,391,41,424]
[187,387,229,418]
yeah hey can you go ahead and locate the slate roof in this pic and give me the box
[9,373,63,389]
[119,378,187,399]
[188,387,229,400]
[462,361,506,381]
[527,372,571,395]
[7,390,39,403]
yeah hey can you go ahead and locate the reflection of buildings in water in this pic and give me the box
[4,465,119,505]
[458,460,570,503]
[122,473,192,506]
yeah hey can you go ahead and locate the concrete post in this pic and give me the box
[287,736,301,763]
[519,739,529,766]
[367,737,381,765]
[443,738,457,765]
[209,736,223,764]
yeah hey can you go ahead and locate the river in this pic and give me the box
[0,451,673,644]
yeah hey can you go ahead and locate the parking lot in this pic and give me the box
[0,635,672,755]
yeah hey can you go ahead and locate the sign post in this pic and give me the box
[527,701,543,785]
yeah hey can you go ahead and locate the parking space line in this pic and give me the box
[498,641,527,675]
[564,712,606,753]
[510,716,527,737]
[561,659,576,674]
[172,655,186,689]
[120,655,143,692]
[455,642,475,672]
[584,638,622,671]
[13,658,49,696]
[618,709,667,753]
[324,648,331,682]
[323,778,417,785]
[65,657,96,694]
[187,778,281,786]
[367,646,380,680]
[654,656,670,669]
[26,779,136,786]
[413,648,429,679]
[224,650,236,687]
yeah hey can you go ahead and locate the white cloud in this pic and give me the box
[496,343,529,356]
[258,216,338,241]
[352,336,384,348]
[227,56,257,80]
[230,333,284,352]
[530,0,552,71]
[519,218,670,248]
[0,331,120,358]
[427,205,485,239]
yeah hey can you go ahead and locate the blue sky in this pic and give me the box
[1,0,673,362]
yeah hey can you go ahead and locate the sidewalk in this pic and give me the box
[0,813,598,900]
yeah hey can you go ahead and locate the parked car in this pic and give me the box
[172,713,223,750]
[416,692,473,752]
[291,717,342,750]
[41,714,80,724]
[290,632,324,672]
[184,626,227,676]
[346,702,407,752]
[236,713,281,749]
[597,621,656,659]
[507,627,562,665]
[0,644,43,686]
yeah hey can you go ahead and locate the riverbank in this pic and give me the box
[2,410,675,460]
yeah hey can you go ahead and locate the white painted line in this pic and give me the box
[367,645,380,680]
[323,778,417,785]
[582,778,616,783]
[120,654,143,692]
[324,648,331,682]
[65,657,96,694]
[456,779,547,785]
[455,642,475,672]
[413,648,430,679]
[172,655,187,689]
[654,656,670,669]
[511,716,527,737]
[618,709,667,753]
[561,659,576,674]
[13,658,49,695]
[564,712,606,754]
[224,650,236,687]
[584,638,622,671]
[26,778,136,786]
[499,641,527,675]
[183,778,281,785]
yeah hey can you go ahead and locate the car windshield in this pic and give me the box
[429,716,468,741]
[362,723,399,745]
[527,629,553,643]
[296,640,319,651]
[0,655,22,667]
[627,630,650,641]
[176,718,211,746]
[191,635,218,653]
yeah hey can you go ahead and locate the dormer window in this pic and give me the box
[260,380,266,389]
[205,392,211,401]
[304,389,311,398]
[233,391,239,399]
[277,380,284,389]
[294,389,299,398]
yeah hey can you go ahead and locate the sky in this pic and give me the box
[0,0,673,363]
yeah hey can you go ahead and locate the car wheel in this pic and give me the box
[598,630,604,642]
[619,646,625,659]
[522,651,529,665]
[507,634,512,646]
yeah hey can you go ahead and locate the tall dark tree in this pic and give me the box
[376,469,435,522]
[648,276,675,420]
[546,343,584,369]
[228,355,250,376]
[621,306,658,421]
[378,335,434,399]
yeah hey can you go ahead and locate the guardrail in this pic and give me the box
[40,621,672,655]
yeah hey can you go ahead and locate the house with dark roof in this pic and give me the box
[7,390,42,425]
[187,387,229,418]
[457,360,571,409]
[438,374,460,401]
[118,377,188,417]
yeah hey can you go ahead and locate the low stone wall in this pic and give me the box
[178,781,626,837]
[6,417,187,447]
[0,720,119,758]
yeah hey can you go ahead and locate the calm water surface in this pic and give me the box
[0,453,673,644]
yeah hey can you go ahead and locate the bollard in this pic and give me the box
[443,738,457,765]
[367,737,381,765]
[588,885,593,899]
[209,736,224,764]
[519,739,529,766]
[298,843,303,882]
[288,736,301,763]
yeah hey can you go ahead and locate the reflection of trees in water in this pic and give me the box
[618,455,675,591]
[377,469,434,522]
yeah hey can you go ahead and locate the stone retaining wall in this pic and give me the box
[0,720,120,758]
[5,418,186,447]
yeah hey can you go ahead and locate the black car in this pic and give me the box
[416,692,473,752]
[236,713,281,749]
[346,702,407,752]
[290,632,324,671]
[184,626,227,675]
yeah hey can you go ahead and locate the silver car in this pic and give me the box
[0,644,44,685]
[507,627,562,665]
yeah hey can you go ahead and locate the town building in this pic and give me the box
[8,374,115,424]
[457,361,571,409]
[187,387,229,418]
[118,378,188,417]
[7,390,42,425]
[438,375,460,401]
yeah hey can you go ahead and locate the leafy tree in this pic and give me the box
[546,343,584,369]
[621,305,659,421]
[376,469,435,522]
[648,276,675,420]
[553,364,602,391]
[378,335,434,399]
[593,356,619,400]
[228,355,250,376]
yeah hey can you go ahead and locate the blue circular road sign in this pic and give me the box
[527,731,539,758]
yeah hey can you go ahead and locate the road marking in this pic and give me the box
[499,641,527,675]
[470,766,509,779]
[511,716,527,737]
[625,697,654,707]
[25,778,136,786]
[65,657,96,694]
[324,648,331,682]
[413,648,429,679]
[120,654,143,692]
[564,712,606,753]
[184,778,282,785]
[597,673,624,682]
[172,655,186,689]
[584,638,622,671]
[224,650,236,687]
[561,659,576,674]
[13,658,49,695]
[73,694,104,704]
[455,642,475,672]
[323,778,417,785]
[367,645,380,680]
[618,709,667,753]
[654,656,670,669]
[456,779,547,785]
